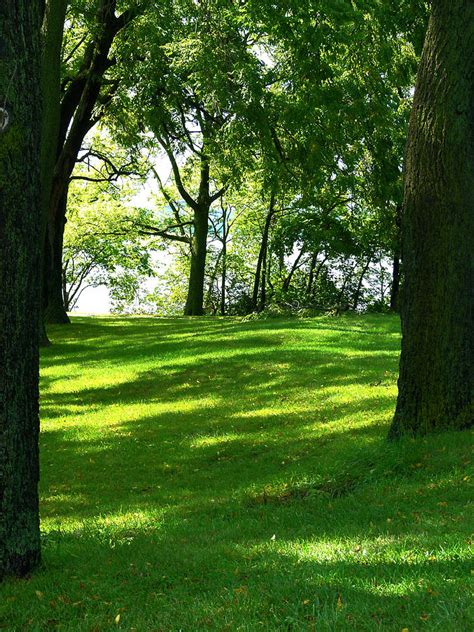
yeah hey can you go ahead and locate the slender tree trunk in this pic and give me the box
[221,231,227,316]
[390,254,401,312]
[184,158,211,316]
[336,263,356,312]
[266,244,274,300]
[39,0,68,343]
[252,193,275,311]
[44,193,70,323]
[352,256,372,311]
[62,262,70,312]
[390,204,402,312]
[282,244,305,293]
[259,235,268,312]
[306,252,319,298]
[390,0,474,438]
[43,0,140,323]
[0,0,43,578]
[312,256,327,305]
[277,245,285,276]
[252,240,265,310]
[205,249,222,311]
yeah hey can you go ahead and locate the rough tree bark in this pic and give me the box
[0,0,43,577]
[390,0,474,438]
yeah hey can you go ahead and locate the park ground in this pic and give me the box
[0,314,472,631]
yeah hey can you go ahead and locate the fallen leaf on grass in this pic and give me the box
[233,586,248,595]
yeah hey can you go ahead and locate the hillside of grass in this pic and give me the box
[0,314,472,631]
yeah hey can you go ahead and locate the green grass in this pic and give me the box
[1,314,472,631]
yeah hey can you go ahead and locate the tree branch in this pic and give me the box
[159,134,199,212]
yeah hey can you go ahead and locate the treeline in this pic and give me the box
[40,0,428,323]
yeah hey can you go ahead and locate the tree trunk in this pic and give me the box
[62,261,70,312]
[282,244,305,293]
[389,253,401,312]
[336,263,356,312]
[205,249,222,312]
[43,0,139,323]
[311,256,327,305]
[266,243,274,301]
[184,205,209,315]
[184,158,211,316]
[44,193,70,323]
[259,234,268,312]
[221,230,227,316]
[306,252,318,298]
[390,0,474,438]
[389,204,402,312]
[352,256,372,311]
[252,193,275,311]
[0,0,43,578]
[39,0,68,342]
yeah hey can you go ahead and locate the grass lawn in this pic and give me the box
[0,314,472,631]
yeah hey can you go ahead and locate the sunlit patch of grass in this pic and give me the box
[189,432,243,448]
[1,314,472,631]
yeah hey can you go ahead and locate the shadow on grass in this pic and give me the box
[5,314,467,630]
[39,316,401,521]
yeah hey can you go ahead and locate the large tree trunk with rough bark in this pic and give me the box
[390,0,474,438]
[0,0,43,578]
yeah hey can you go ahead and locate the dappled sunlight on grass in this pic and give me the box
[1,314,472,631]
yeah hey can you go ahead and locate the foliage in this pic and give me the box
[83,0,429,317]
[64,171,155,311]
